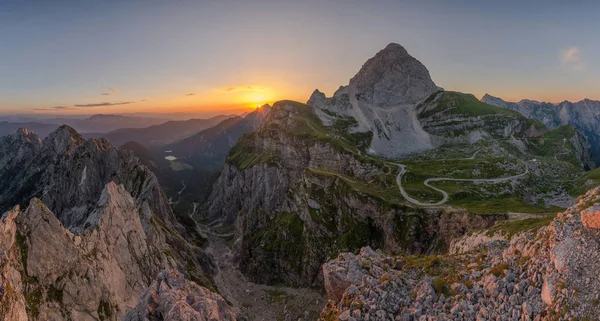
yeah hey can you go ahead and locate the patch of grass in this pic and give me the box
[571,167,600,196]
[487,214,557,239]
[97,299,111,321]
[46,283,63,303]
[490,263,510,277]
[265,289,289,304]
[419,91,529,118]
[446,195,562,215]
[432,277,452,297]
[308,168,405,205]
[24,288,43,318]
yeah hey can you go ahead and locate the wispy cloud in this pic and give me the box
[561,47,585,71]
[185,93,195,96]
[74,101,134,107]
[218,85,269,93]
[31,106,76,111]
[101,92,111,96]
[109,87,119,93]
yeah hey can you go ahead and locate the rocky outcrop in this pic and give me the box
[124,270,236,321]
[482,94,600,166]
[320,185,600,320]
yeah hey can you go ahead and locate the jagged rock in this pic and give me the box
[0,125,178,235]
[0,126,215,320]
[322,251,370,302]
[124,270,235,321]
[0,183,171,320]
[345,43,438,108]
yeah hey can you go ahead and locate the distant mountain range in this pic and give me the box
[482,94,600,165]
[86,114,233,147]
[0,114,168,138]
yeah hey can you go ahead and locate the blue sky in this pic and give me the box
[1,0,599,114]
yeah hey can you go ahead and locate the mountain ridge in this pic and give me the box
[482,93,600,165]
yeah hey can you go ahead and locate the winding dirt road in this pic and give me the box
[395,159,529,207]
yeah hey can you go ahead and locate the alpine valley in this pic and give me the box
[2,43,600,321]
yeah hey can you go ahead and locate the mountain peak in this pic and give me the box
[480,93,509,107]
[382,42,409,55]
[307,89,327,106]
[43,125,85,153]
[14,127,41,143]
[346,43,438,107]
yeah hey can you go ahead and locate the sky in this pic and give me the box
[1,0,599,115]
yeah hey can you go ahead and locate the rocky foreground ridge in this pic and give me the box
[320,186,600,320]
[0,126,235,320]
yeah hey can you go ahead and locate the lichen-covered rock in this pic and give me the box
[124,270,236,321]
[580,203,600,229]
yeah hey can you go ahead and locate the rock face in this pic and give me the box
[482,93,600,166]
[320,185,600,320]
[124,270,236,321]
[308,43,440,157]
[0,126,225,320]
[0,184,166,320]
